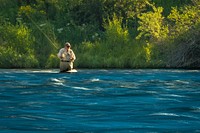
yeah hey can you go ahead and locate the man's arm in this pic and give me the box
[71,50,76,62]
[57,48,64,59]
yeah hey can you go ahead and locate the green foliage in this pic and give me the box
[137,3,169,41]
[103,0,150,20]
[168,2,200,37]
[166,23,200,68]
[30,21,58,67]
[75,40,158,68]
[104,15,129,45]
[1,23,31,52]
[61,23,100,45]
[0,47,38,68]
[155,0,200,68]
[18,4,47,23]
[0,0,18,23]
[0,0,198,68]
[68,0,103,25]
[152,0,192,16]
[0,23,38,68]
[45,54,59,68]
[75,15,133,68]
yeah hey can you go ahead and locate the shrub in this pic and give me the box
[0,22,39,68]
[45,54,59,68]
[168,3,200,38]
[137,3,169,41]
[104,14,129,46]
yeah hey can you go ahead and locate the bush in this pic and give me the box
[45,54,60,68]
[167,24,200,68]
[104,15,129,46]
[0,22,39,68]
[137,3,169,41]
[0,47,38,68]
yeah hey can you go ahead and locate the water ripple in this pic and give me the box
[0,69,200,132]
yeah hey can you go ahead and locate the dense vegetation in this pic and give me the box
[0,0,199,69]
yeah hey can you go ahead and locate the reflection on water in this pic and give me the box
[0,69,200,132]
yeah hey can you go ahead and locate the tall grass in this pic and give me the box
[74,16,163,68]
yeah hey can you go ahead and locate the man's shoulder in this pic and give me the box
[60,48,65,51]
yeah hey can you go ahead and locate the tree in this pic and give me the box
[137,2,169,41]
[168,0,200,37]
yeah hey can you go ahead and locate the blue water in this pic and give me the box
[0,69,200,132]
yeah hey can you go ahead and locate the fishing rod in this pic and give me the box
[26,14,58,49]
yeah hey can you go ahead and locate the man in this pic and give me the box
[57,42,76,72]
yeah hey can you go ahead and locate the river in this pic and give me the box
[0,69,200,132]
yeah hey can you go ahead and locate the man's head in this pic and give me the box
[65,42,71,49]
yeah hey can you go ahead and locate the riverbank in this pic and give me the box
[0,1,199,69]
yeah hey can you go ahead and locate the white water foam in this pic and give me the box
[72,86,91,90]
[157,97,182,102]
[50,78,64,83]
[175,80,190,84]
[192,107,200,112]
[91,78,100,82]
[31,70,58,73]
[162,94,187,98]
[150,113,179,117]
[53,82,65,86]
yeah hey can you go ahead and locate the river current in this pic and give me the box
[0,69,200,132]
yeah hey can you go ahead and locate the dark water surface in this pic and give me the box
[0,69,200,132]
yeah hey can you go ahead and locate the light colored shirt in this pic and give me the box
[57,48,76,62]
